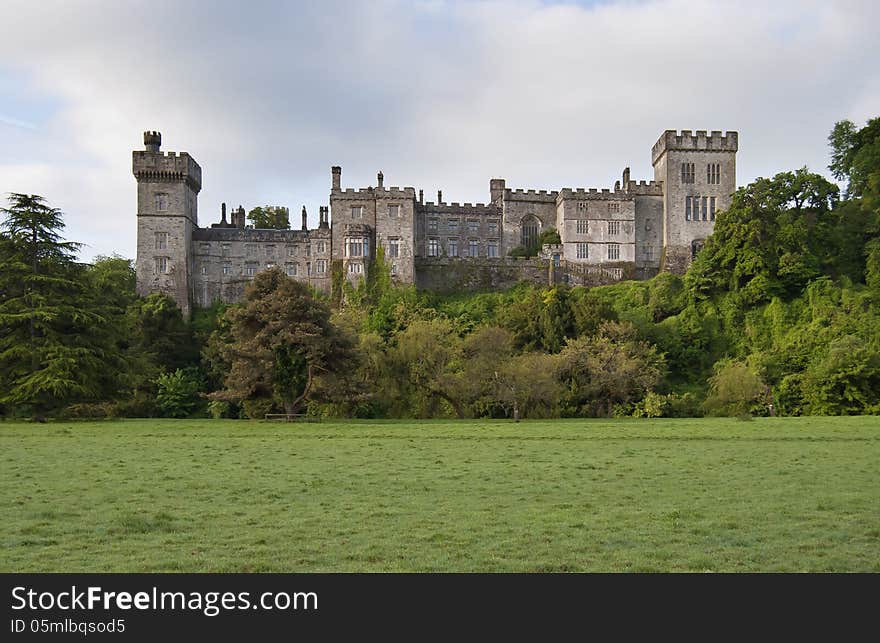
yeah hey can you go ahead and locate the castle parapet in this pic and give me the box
[418,202,500,215]
[133,150,202,192]
[505,188,559,203]
[651,129,738,165]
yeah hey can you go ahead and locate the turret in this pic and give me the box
[490,178,506,203]
[144,130,161,153]
[332,166,341,191]
[133,131,201,318]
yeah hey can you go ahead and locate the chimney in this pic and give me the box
[623,167,631,190]
[614,180,620,192]
[437,190,443,204]
[301,205,308,230]
[418,189,424,204]
[220,202,227,224]
[377,171,384,189]
[331,166,342,191]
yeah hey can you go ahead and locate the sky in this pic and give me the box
[0,0,877,262]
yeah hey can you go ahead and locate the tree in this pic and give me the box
[247,206,290,229]
[702,360,768,417]
[557,321,665,417]
[0,194,107,419]
[155,368,204,418]
[801,336,880,415]
[209,268,355,415]
[686,169,840,303]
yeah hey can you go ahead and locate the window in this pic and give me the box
[317,241,326,253]
[388,205,399,218]
[448,239,458,257]
[351,206,363,219]
[607,243,620,260]
[702,196,708,221]
[685,197,692,221]
[487,241,498,258]
[608,220,620,235]
[346,238,368,257]
[222,264,231,275]
[710,196,717,221]
[391,263,398,275]
[577,242,589,259]
[707,163,721,185]
[245,263,257,277]
[428,218,439,232]
[388,238,399,258]
[245,244,256,257]
[307,262,311,275]
[448,218,459,232]
[348,262,362,274]
[201,265,207,275]
[154,193,168,212]
[305,244,311,256]
[643,245,655,261]
[467,219,479,234]
[468,240,479,257]
[287,245,296,256]
[155,232,168,250]
[609,202,620,213]
[577,201,588,212]
[222,243,231,256]
[316,259,327,274]
[428,238,440,257]
[266,245,276,258]
[488,220,499,234]
[286,263,297,276]
[688,196,703,222]
[576,219,588,234]
[155,257,168,273]
[681,162,695,184]
[521,216,539,248]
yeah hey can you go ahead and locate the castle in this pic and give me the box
[134,129,738,316]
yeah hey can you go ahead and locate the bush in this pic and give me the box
[155,368,204,418]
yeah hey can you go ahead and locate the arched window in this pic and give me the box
[521,215,540,248]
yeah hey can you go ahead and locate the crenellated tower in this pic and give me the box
[133,131,202,317]
[652,129,737,273]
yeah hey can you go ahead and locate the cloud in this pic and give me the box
[0,0,877,261]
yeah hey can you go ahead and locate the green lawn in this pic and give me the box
[1,417,878,572]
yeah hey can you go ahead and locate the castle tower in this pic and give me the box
[133,131,202,317]
[651,130,737,273]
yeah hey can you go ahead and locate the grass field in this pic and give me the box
[1,417,878,572]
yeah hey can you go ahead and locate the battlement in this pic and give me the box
[133,149,202,192]
[418,202,499,215]
[331,186,416,200]
[627,180,664,196]
[652,129,738,164]
[504,188,559,203]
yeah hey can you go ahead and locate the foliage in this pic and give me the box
[208,268,356,415]
[155,368,204,418]
[557,321,665,417]
[246,205,290,229]
[702,360,768,417]
[0,194,113,419]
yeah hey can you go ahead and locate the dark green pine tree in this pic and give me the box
[0,193,105,419]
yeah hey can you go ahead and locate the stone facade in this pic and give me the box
[134,129,737,314]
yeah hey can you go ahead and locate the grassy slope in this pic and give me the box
[1,417,878,572]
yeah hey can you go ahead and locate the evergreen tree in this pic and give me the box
[0,194,104,419]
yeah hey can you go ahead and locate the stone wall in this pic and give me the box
[414,257,552,292]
